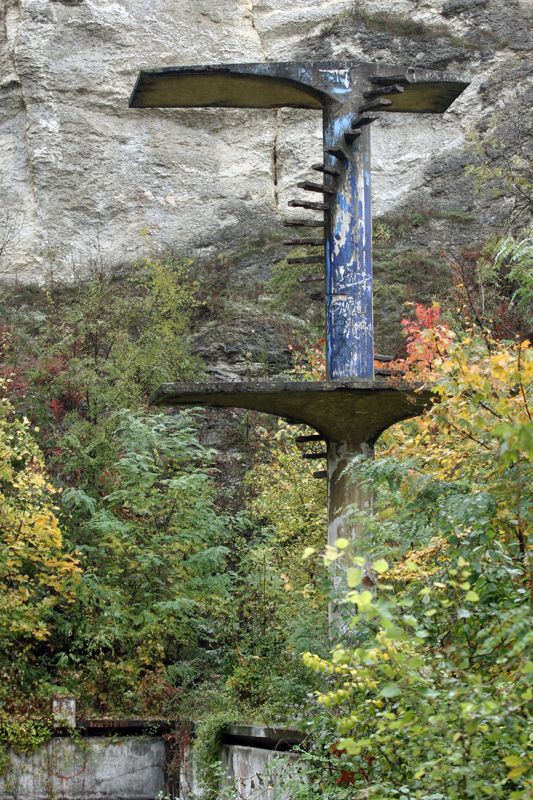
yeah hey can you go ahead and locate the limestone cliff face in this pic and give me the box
[0,0,531,280]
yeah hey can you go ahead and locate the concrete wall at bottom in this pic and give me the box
[0,737,166,800]
[221,744,296,800]
[0,726,304,800]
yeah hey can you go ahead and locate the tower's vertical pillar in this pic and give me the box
[323,101,374,381]
[327,438,373,626]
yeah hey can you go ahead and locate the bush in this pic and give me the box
[298,327,532,799]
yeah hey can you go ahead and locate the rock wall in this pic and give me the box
[1,0,530,281]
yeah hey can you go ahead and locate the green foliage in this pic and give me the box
[0,389,80,702]
[193,710,238,800]
[0,248,333,791]
[373,209,474,245]
[57,410,233,714]
[373,247,451,356]
[1,256,200,489]
[0,715,52,776]
[466,93,532,229]
[296,330,532,799]
[182,420,331,796]
[494,236,533,326]
[267,248,324,339]
[1,219,530,798]
[0,257,223,714]
[227,423,329,715]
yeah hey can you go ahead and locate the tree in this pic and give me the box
[58,411,233,713]
[0,388,80,694]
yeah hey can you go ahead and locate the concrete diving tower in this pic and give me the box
[130,61,468,571]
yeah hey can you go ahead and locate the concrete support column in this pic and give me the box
[323,95,375,625]
[327,438,373,627]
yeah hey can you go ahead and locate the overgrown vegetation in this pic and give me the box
[467,89,533,229]
[0,254,328,778]
[289,321,532,799]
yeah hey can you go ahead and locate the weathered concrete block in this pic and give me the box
[221,745,291,800]
[52,697,76,728]
[0,737,166,800]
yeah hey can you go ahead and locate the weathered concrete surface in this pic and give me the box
[219,725,305,800]
[1,0,529,280]
[326,438,375,628]
[151,378,430,442]
[0,737,166,800]
[221,744,293,800]
[0,727,305,800]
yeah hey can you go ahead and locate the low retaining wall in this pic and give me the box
[0,737,167,800]
[0,722,302,800]
[219,726,302,800]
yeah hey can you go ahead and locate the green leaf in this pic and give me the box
[465,590,480,602]
[503,755,524,767]
[373,558,389,574]
[508,767,527,779]
[302,547,316,560]
[354,590,373,610]
[380,683,402,698]
[347,567,363,588]
[335,538,350,549]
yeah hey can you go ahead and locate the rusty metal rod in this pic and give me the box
[295,434,324,443]
[352,115,377,129]
[311,163,341,176]
[283,238,324,246]
[289,199,329,211]
[297,181,336,195]
[358,98,393,113]
[283,218,324,228]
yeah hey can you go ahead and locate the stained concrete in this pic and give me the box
[151,378,431,443]
[0,737,166,800]
[221,744,298,800]
[0,723,315,799]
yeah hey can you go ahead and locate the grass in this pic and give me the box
[374,208,475,244]
[320,4,465,46]
[320,3,508,50]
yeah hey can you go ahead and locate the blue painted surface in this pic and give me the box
[324,104,374,380]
